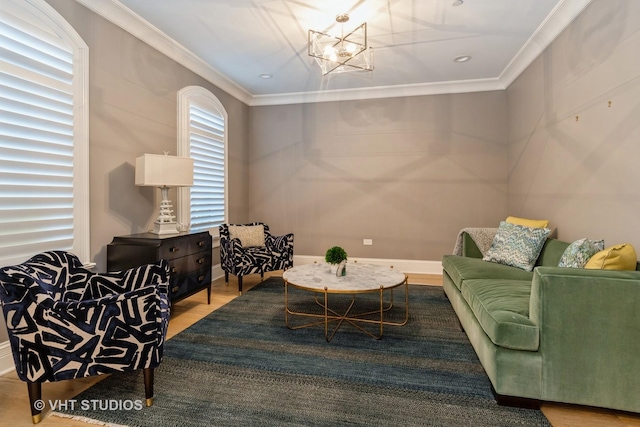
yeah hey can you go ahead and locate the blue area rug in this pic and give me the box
[54,278,550,426]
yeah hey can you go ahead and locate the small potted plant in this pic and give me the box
[325,246,347,275]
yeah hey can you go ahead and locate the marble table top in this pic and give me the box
[282,262,406,292]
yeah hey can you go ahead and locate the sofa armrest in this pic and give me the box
[529,266,640,412]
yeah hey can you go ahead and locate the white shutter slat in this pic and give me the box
[0,6,73,56]
[1,62,72,94]
[191,143,224,156]
[0,218,74,237]
[191,106,224,127]
[0,206,73,221]
[190,133,223,145]
[1,75,74,111]
[0,241,73,264]
[0,44,72,83]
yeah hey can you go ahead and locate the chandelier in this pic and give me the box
[308,14,374,76]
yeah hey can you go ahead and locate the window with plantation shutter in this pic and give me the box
[177,86,227,237]
[0,0,89,267]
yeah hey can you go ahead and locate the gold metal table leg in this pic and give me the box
[284,274,409,341]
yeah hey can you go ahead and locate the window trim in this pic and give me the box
[176,86,228,239]
[1,0,90,265]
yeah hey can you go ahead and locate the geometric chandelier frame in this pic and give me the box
[308,14,374,76]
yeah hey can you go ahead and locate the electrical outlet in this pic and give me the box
[363,239,373,246]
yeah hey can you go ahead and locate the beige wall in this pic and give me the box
[248,92,508,261]
[507,0,640,247]
[46,0,251,272]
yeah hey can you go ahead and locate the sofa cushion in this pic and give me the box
[483,221,551,271]
[462,279,539,351]
[442,255,534,291]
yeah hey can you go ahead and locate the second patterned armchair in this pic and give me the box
[219,222,294,293]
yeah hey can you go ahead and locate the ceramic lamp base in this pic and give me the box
[153,221,179,235]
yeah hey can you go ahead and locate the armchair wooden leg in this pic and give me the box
[238,276,243,295]
[224,271,229,285]
[143,367,154,407]
[27,381,42,424]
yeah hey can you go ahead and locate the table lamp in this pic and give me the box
[135,153,194,234]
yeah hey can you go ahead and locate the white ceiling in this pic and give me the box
[80,0,593,105]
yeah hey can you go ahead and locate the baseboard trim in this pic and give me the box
[211,257,442,281]
[212,263,224,281]
[0,341,14,376]
[293,255,442,275]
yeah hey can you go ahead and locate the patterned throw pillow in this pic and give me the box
[228,225,265,247]
[558,238,605,268]
[483,221,551,271]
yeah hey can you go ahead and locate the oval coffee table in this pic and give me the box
[282,262,408,342]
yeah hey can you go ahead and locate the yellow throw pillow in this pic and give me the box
[505,216,549,229]
[584,244,637,271]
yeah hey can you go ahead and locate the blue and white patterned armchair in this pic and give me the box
[219,222,294,294]
[0,251,170,423]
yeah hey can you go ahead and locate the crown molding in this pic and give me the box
[249,78,505,106]
[74,0,591,107]
[499,0,593,87]
[74,0,253,105]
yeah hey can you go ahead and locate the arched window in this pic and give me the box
[0,0,89,266]
[177,86,228,237]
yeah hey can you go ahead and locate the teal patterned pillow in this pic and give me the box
[558,238,605,268]
[483,221,551,271]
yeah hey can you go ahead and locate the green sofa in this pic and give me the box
[442,232,640,413]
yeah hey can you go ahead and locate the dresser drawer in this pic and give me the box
[170,265,211,297]
[166,251,211,279]
[158,233,212,260]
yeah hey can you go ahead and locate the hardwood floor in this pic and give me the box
[1,272,638,426]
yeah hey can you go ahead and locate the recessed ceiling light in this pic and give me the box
[452,0,463,6]
[453,55,471,63]
[259,74,273,79]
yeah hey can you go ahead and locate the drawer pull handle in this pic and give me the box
[170,247,180,253]
[198,275,205,282]
[197,258,204,264]
[171,267,178,274]
[171,286,179,293]
[198,240,205,247]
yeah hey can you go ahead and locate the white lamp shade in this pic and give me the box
[135,154,194,187]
